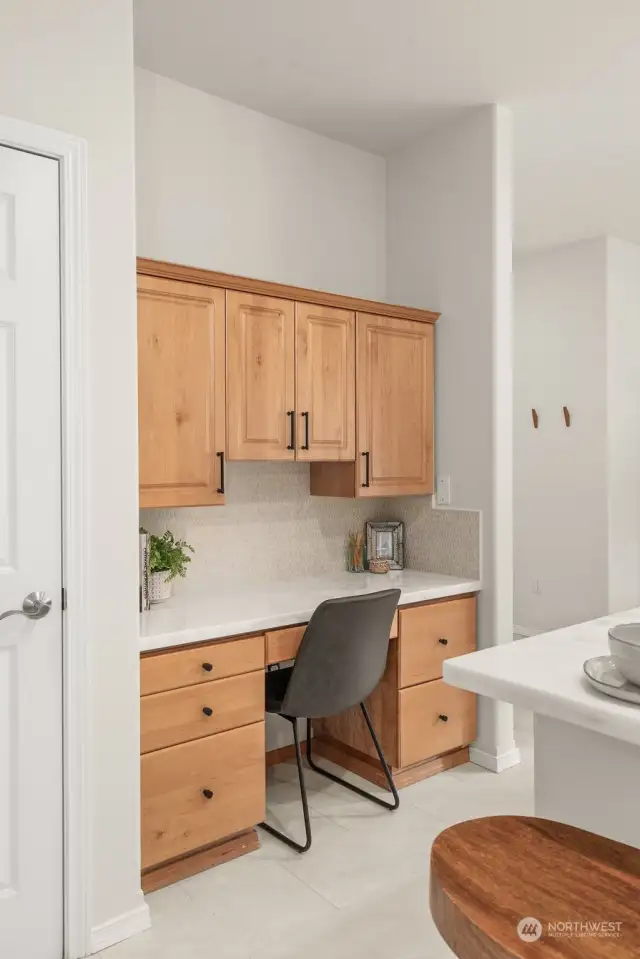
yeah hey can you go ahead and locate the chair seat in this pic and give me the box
[430,815,640,958]
[265,666,293,714]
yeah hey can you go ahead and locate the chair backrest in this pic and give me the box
[280,588,401,719]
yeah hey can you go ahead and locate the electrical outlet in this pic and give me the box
[436,475,451,506]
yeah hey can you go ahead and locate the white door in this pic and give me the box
[0,146,63,957]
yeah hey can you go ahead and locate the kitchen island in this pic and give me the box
[445,608,640,849]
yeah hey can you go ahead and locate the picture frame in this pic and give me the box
[365,521,404,570]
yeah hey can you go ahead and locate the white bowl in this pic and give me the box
[608,624,640,686]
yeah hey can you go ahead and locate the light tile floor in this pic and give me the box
[99,711,534,959]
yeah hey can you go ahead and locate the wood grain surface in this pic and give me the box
[399,595,476,687]
[137,257,439,325]
[140,634,264,695]
[430,815,640,958]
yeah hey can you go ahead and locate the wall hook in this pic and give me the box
[531,408,539,429]
[563,406,571,428]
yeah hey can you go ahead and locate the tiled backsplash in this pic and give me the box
[391,496,480,579]
[140,462,480,596]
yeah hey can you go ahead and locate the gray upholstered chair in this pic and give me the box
[260,588,401,852]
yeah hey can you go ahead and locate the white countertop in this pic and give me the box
[140,569,481,653]
[444,608,640,747]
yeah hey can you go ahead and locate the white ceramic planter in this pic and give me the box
[149,570,172,604]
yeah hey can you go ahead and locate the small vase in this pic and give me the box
[149,570,172,604]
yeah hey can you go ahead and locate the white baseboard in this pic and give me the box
[90,901,151,954]
[470,745,521,772]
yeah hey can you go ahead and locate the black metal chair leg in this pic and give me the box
[259,718,312,853]
[306,705,400,811]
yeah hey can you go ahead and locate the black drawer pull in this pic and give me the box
[438,714,449,723]
[202,662,213,672]
[216,451,225,494]
[438,637,448,646]
[361,451,370,488]
[286,410,295,450]
[202,706,213,717]
[202,788,214,800]
[301,411,309,450]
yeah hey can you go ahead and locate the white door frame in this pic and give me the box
[0,114,92,958]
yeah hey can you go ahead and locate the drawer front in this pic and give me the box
[399,680,476,768]
[141,671,264,754]
[399,596,476,687]
[141,722,265,870]
[265,625,306,665]
[141,634,264,695]
[265,610,399,666]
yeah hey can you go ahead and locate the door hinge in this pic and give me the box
[61,587,67,611]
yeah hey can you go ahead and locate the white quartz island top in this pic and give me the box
[445,608,640,747]
[140,569,481,653]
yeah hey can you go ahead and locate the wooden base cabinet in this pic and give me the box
[139,592,477,891]
[140,637,266,891]
[313,594,477,788]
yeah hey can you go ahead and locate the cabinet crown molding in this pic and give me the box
[137,257,440,326]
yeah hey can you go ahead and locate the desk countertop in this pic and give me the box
[140,569,481,653]
[444,608,640,747]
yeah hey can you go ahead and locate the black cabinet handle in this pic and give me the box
[202,788,214,800]
[216,451,225,494]
[202,706,213,717]
[361,451,370,488]
[301,411,309,450]
[438,714,449,723]
[438,637,448,646]
[286,410,295,450]
[202,662,213,672]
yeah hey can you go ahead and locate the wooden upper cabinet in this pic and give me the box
[137,275,226,508]
[357,313,434,496]
[295,303,355,462]
[226,291,295,460]
[310,312,434,497]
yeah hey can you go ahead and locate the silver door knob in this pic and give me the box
[0,592,52,622]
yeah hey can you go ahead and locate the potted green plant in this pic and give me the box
[142,529,194,603]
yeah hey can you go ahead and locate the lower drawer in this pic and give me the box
[141,670,264,754]
[398,680,476,768]
[141,722,265,871]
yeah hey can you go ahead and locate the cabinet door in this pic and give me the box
[226,291,295,460]
[357,313,434,496]
[138,275,225,508]
[295,303,355,461]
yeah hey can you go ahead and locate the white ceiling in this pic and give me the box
[134,0,640,248]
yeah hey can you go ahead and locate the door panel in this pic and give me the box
[295,303,355,461]
[226,291,295,460]
[0,147,62,958]
[138,277,226,507]
[357,313,434,496]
